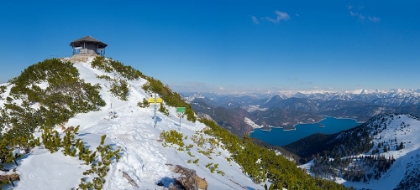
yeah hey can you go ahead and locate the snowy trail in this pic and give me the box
[76,105,172,189]
[8,58,264,190]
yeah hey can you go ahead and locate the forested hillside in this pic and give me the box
[287,114,420,189]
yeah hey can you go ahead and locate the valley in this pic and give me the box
[183,92,420,189]
[183,91,420,137]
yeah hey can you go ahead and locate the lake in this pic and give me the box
[250,116,362,146]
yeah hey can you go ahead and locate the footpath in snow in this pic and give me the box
[10,57,262,190]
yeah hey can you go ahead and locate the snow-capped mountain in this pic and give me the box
[0,56,263,190]
[183,89,420,107]
[276,89,420,106]
[298,114,420,190]
[182,88,420,138]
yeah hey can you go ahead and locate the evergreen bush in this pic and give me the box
[160,130,185,148]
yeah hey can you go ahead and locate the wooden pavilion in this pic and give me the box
[70,36,107,56]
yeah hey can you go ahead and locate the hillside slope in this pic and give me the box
[0,57,262,190]
[298,114,420,190]
[0,56,346,190]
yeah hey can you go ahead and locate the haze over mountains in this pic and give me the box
[182,89,420,136]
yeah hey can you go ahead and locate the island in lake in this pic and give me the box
[283,128,297,131]
[250,116,361,146]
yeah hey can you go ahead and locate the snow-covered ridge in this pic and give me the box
[275,89,420,100]
[301,114,420,190]
[1,57,263,190]
[183,89,420,107]
[182,89,420,97]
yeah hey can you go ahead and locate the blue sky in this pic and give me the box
[1,1,419,93]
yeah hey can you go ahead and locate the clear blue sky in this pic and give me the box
[1,1,419,93]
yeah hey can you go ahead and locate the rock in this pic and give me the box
[0,173,20,185]
[171,165,208,190]
[194,176,208,190]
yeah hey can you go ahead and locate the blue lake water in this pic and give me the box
[250,116,362,146]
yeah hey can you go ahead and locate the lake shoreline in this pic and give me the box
[251,116,363,133]
[250,116,362,146]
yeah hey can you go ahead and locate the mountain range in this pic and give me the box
[182,90,420,136]
[184,91,420,189]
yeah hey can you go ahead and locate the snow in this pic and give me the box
[4,57,264,190]
[244,105,268,112]
[0,84,13,109]
[37,81,49,90]
[6,57,420,190]
[300,114,420,190]
[297,160,314,176]
[15,148,89,190]
[272,89,420,103]
[244,117,263,129]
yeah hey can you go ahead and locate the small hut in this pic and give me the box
[70,36,107,56]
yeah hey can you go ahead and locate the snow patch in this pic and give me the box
[244,117,263,128]
[244,105,268,112]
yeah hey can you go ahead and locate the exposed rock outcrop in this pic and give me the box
[170,165,208,190]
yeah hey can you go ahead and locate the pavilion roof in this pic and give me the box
[70,36,107,48]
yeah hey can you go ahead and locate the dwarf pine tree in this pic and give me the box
[76,139,86,160]
[52,130,61,149]
[89,151,97,164]
[158,103,169,116]
[100,134,106,145]
[83,148,92,165]
[62,133,72,156]
[62,129,77,156]
[93,177,104,189]
[137,98,150,108]
[42,128,61,153]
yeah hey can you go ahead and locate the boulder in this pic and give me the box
[171,165,208,190]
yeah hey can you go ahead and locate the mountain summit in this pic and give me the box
[0,56,344,189]
[0,56,260,189]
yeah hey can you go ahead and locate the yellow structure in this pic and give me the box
[148,98,163,103]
